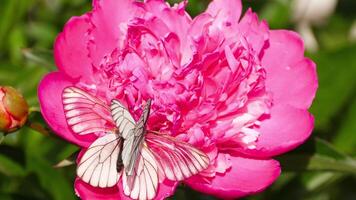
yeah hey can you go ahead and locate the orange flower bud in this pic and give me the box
[0,86,29,133]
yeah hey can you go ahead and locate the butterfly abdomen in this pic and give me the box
[117,138,124,172]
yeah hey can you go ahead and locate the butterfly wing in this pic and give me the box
[63,87,114,135]
[122,100,151,176]
[122,143,159,200]
[146,133,210,181]
[110,100,136,138]
[77,133,122,188]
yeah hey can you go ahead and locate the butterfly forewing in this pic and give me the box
[77,133,122,188]
[62,87,114,135]
[110,100,136,138]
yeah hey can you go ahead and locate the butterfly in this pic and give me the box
[62,87,210,200]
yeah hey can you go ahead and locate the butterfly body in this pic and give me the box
[62,87,209,200]
[116,138,124,172]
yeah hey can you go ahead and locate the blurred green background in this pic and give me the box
[0,0,356,199]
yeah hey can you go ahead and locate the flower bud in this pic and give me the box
[0,86,29,133]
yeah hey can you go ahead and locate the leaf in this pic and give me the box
[278,138,356,174]
[303,172,345,192]
[259,0,290,29]
[0,154,26,177]
[54,149,79,168]
[27,155,76,200]
[53,159,75,168]
[332,99,356,155]
[279,154,356,174]
[0,133,4,144]
[310,45,356,131]
[22,48,56,71]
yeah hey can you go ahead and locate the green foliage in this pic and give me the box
[0,0,356,200]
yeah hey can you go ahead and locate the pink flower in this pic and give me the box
[38,0,318,199]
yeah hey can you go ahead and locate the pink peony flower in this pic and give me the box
[38,0,318,199]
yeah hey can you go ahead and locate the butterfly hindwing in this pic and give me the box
[146,133,210,181]
[122,143,159,200]
[77,133,122,188]
[62,87,114,135]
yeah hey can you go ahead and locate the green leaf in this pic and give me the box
[259,0,291,29]
[27,155,76,200]
[22,48,56,71]
[278,138,356,174]
[279,154,356,174]
[0,154,26,177]
[332,99,356,155]
[0,133,4,144]
[303,172,345,192]
[310,45,356,131]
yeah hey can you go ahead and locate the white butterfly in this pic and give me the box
[62,87,210,200]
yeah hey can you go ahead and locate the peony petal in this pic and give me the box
[118,178,178,200]
[54,14,92,80]
[206,0,242,25]
[262,30,318,109]
[89,0,141,67]
[75,178,120,200]
[38,72,96,148]
[75,177,177,200]
[237,9,269,55]
[185,156,281,199]
[144,0,191,40]
[237,104,314,158]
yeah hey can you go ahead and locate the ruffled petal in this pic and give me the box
[38,72,96,148]
[185,156,281,199]
[144,0,191,40]
[89,0,141,67]
[237,9,269,55]
[237,104,314,158]
[206,0,242,25]
[262,30,318,109]
[54,14,93,80]
[76,178,177,200]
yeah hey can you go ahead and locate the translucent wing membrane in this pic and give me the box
[63,87,114,135]
[77,134,122,188]
[110,100,136,138]
[122,144,159,200]
[146,133,210,181]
